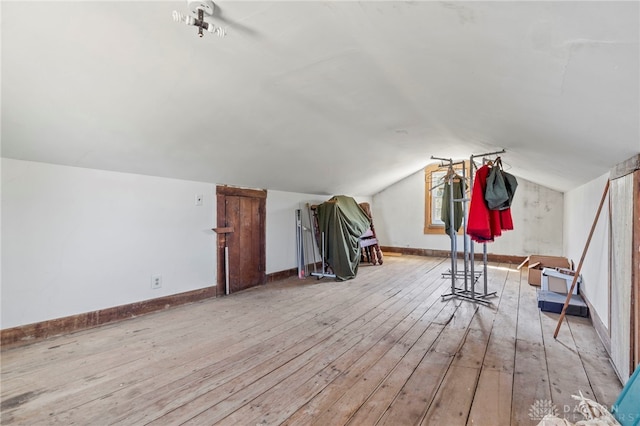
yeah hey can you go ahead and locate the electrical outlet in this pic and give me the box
[151,274,162,289]
[195,194,203,206]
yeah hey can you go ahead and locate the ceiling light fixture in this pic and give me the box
[173,0,226,39]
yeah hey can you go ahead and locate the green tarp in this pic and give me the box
[315,195,371,281]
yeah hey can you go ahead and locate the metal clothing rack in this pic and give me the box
[296,205,336,280]
[430,149,505,306]
[295,209,308,279]
[310,232,336,279]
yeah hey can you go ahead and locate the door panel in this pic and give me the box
[240,196,262,287]
[216,186,266,294]
[225,195,241,292]
[634,170,640,372]
[610,172,636,383]
[226,195,263,292]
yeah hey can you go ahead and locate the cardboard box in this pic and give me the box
[541,267,580,295]
[518,255,572,286]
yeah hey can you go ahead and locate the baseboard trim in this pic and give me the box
[1,287,216,350]
[267,268,298,282]
[581,292,611,355]
[1,250,528,350]
[267,263,324,283]
[379,246,526,265]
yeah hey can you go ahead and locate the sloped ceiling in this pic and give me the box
[2,1,638,195]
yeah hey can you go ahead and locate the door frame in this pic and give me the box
[632,169,639,371]
[609,155,640,379]
[215,185,267,296]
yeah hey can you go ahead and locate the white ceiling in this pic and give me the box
[2,1,638,196]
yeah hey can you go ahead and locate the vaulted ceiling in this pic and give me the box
[2,1,638,196]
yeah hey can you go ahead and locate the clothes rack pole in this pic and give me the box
[433,149,505,306]
[461,162,469,292]
[296,209,305,279]
[432,156,473,302]
[469,157,478,301]
[310,231,336,280]
[470,149,505,299]
[469,157,476,298]
[306,203,319,276]
[448,162,457,293]
[432,156,457,293]
[431,156,459,293]
[483,241,488,294]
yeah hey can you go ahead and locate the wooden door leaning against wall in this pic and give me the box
[609,155,640,383]
[215,186,266,295]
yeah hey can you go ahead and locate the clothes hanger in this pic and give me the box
[444,165,468,184]
[494,156,503,170]
[484,157,494,167]
[444,165,459,180]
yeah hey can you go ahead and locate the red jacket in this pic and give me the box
[467,164,513,243]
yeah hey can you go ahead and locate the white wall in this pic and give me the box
[266,191,372,274]
[1,156,608,333]
[372,167,564,257]
[563,173,610,328]
[0,158,3,312]
[0,159,374,328]
[266,191,325,274]
[1,159,216,329]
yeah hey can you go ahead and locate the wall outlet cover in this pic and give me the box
[151,274,162,289]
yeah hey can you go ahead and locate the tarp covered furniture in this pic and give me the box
[358,202,383,266]
[315,195,371,281]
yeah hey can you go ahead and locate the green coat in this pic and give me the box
[441,180,464,237]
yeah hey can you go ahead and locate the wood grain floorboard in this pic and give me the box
[180,259,446,425]
[511,268,552,426]
[467,264,521,425]
[419,263,510,426]
[565,316,622,408]
[0,256,621,426]
[540,312,595,424]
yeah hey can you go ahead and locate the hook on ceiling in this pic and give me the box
[172,0,227,39]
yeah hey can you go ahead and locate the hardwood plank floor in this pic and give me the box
[0,256,622,425]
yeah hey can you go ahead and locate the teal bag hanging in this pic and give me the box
[484,158,518,210]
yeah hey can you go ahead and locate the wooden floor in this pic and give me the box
[0,255,622,425]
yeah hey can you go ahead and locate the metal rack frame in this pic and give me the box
[310,231,336,280]
[431,149,505,306]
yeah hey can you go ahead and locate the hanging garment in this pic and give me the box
[467,164,514,243]
[485,160,518,210]
[441,179,464,237]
